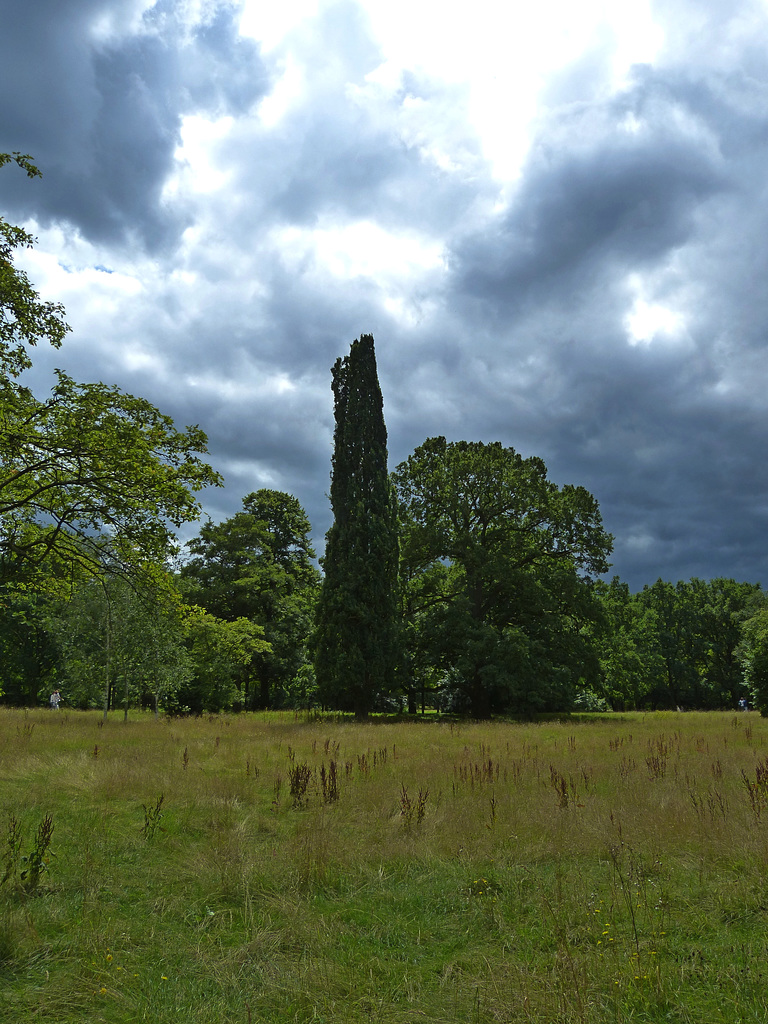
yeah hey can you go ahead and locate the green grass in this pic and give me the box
[2,708,768,1022]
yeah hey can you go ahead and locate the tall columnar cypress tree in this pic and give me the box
[314,334,400,717]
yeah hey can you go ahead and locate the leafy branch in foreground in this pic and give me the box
[0,371,221,583]
[0,152,222,586]
[0,152,69,378]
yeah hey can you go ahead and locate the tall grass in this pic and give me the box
[1,708,768,1022]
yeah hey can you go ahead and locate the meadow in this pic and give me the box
[2,708,768,1023]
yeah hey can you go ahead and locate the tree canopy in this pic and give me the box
[597,576,764,711]
[181,489,320,708]
[394,437,613,716]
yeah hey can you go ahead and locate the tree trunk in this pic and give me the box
[469,667,491,718]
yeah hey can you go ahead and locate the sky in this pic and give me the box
[2,0,768,590]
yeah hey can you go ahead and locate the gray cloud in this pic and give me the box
[3,0,768,590]
[0,0,269,249]
[436,35,768,586]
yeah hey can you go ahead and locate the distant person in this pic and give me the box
[50,689,61,710]
[739,697,749,712]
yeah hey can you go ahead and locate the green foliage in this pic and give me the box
[314,335,400,717]
[0,371,221,585]
[394,437,612,716]
[181,489,320,709]
[0,587,61,704]
[19,813,54,890]
[45,571,193,714]
[0,153,70,378]
[632,578,762,709]
[139,794,164,841]
[699,578,765,704]
[1,814,23,887]
[591,577,764,711]
[591,577,665,710]
[0,153,221,588]
[45,583,108,709]
[178,607,271,712]
[737,608,768,714]
[1,811,54,891]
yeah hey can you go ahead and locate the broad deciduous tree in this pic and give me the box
[634,577,762,709]
[177,607,271,713]
[394,437,613,716]
[181,490,320,708]
[48,575,193,716]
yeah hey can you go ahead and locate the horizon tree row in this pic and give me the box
[4,534,765,715]
[2,153,767,716]
[313,335,767,717]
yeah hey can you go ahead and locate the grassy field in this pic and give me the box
[2,708,768,1023]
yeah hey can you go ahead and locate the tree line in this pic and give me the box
[2,154,768,717]
[311,336,768,717]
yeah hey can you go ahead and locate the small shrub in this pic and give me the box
[288,762,312,807]
[140,794,165,840]
[19,813,55,890]
[320,760,339,803]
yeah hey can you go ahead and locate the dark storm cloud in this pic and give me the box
[0,0,269,249]
[453,84,726,317]
[439,36,768,589]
